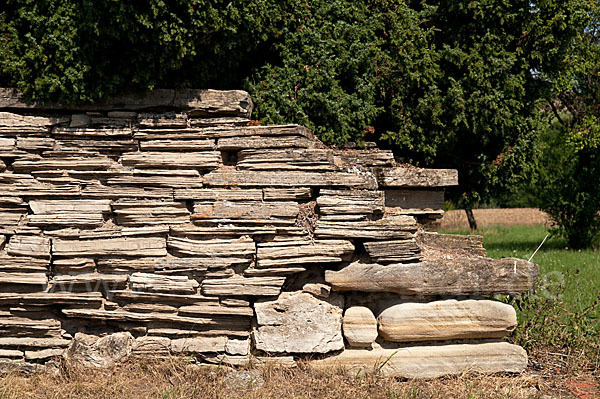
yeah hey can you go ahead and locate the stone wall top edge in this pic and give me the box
[0,88,253,117]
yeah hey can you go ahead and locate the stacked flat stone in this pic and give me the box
[0,88,538,377]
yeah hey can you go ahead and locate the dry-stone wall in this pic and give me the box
[0,88,539,377]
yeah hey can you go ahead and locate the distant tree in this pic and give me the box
[535,4,600,248]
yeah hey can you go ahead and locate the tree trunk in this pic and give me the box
[465,208,478,231]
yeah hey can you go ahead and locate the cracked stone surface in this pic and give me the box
[65,332,134,368]
[252,291,344,354]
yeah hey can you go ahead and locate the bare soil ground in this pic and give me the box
[438,208,551,231]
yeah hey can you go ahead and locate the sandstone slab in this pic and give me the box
[52,237,167,257]
[376,168,458,188]
[325,258,538,296]
[312,342,527,378]
[252,292,344,354]
[343,306,378,348]
[378,299,517,342]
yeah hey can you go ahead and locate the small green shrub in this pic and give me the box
[535,122,600,249]
[508,270,600,366]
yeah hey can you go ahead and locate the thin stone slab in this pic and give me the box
[112,200,190,226]
[0,173,81,198]
[0,137,15,151]
[137,113,188,128]
[27,214,105,227]
[6,236,51,259]
[107,290,218,305]
[311,342,528,378]
[167,237,254,266]
[0,272,47,286]
[315,216,418,240]
[333,149,395,168]
[262,188,312,200]
[48,226,169,239]
[378,299,517,342]
[50,273,129,291]
[0,88,253,117]
[24,348,64,361]
[129,273,199,294]
[252,292,344,354]
[53,127,133,137]
[175,188,262,201]
[243,267,306,277]
[0,256,48,273]
[317,189,384,216]
[16,137,55,151]
[418,232,487,257]
[217,135,314,150]
[12,155,114,172]
[0,337,71,348]
[178,304,254,317]
[192,201,299,225]
[120,151,222,169]
[52,236,167,257]
[363,239,421,263]
[203,170,377,189]
[325,258,539,296]
[55,138,138,152]
[208,124,313,139]
[140,139,216,151]
[0,317,61,338]
[61,309,241,328]
[81,184,173,199]
[171,337,227,353]
[237,149,334,170]
[107,171,203,189]
[384,189,444,211]
[132,336,171,356]
[170,224,281,237]
[0,292,103,306]
[189,117,250,127]
[201,277,285,297]
[176,89,252,117]
[53,258,96,275]
[97,257,209,274]
[256,240,354,268]
[134,124,312,140]
[123,303,177,314]
[377,168,458,187]
[29,200,111,214]
[0,111,66,132]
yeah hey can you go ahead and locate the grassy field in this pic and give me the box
[440,225,600,318]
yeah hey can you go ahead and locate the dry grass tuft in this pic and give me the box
[0,351,597,399]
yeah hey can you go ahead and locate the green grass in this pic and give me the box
[440,225,600,318]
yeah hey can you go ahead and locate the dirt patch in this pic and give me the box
[438,208,551,231]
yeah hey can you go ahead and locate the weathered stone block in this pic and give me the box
[252,292,344,354]
[342,306,378,348]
